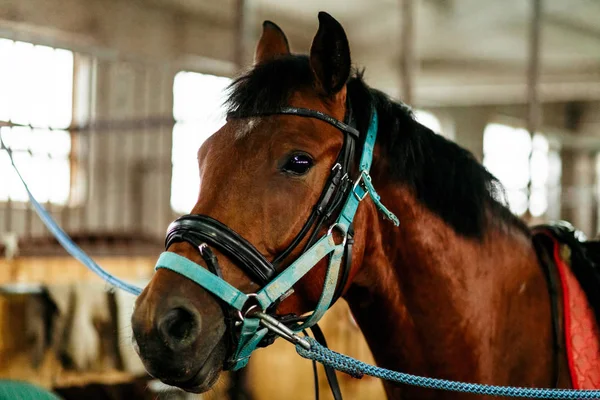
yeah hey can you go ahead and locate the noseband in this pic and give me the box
[155,103,399,371]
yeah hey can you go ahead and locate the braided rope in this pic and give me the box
[1,135,142,296]
[297,338,600,399]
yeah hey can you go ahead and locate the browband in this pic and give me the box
[228,107,360,138]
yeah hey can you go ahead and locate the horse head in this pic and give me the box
[131,12,373,392]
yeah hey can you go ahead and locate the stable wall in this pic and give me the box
[2,0,600,239]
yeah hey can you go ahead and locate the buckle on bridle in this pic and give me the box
[352,171,371,202]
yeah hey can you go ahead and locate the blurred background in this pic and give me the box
[0,0,599,398]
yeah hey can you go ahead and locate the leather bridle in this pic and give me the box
[165,102,361,350]
[156,100,399,399]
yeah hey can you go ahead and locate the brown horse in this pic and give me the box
[131,12,572,399]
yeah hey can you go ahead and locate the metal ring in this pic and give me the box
[243,305,260,318]
[236,293,260,321]
[327,223,347,247]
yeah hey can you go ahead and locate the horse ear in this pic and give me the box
[254,21,290,64]
[309,12,351,95]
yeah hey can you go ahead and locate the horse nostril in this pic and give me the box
[165,308,193,338]
[158,306,201,350]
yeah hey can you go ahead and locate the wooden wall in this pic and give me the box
[0,256,385,399]
[0,256,155,286]
[0,256,154,390]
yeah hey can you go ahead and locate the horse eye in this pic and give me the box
[281,153,314,175]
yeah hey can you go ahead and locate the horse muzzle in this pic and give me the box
[131,281,227,392]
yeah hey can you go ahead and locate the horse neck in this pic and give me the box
[345,185,556,398]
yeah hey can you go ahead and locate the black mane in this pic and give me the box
[225,55,528,238]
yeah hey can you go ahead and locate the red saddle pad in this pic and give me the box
[551,237,600,389]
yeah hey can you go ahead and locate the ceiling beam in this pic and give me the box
[400,0,416,104]
[412,80,600,107]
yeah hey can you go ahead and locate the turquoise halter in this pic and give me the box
[155,108,398,370]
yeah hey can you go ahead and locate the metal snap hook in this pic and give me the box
[255,312,311,350]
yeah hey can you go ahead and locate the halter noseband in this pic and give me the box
[155,104,399,371]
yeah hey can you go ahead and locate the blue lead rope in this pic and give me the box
[296,338,600,399]
[0,136,142,296]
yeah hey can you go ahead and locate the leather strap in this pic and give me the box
[256,234,341,309]
[156,252,249,310]
[166,215,275,286]
[230,318,269,370]
[531,229,563,388]
[229,107,359,138]
[158,107,399,376]
[332,225,354,304]
[272,102,357,268]
[310,324,343,400]
[199,246,222,278]
[293,243,344,331]
[199,247,242,370]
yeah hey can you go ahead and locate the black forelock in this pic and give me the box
[224,55,528,238]
[225,55,315,116]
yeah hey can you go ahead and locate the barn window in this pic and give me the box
[414,109,456,140]
[0,39,74,205]
[483,123,556,217]
[414,110,442,134]
[171,71,232,213]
